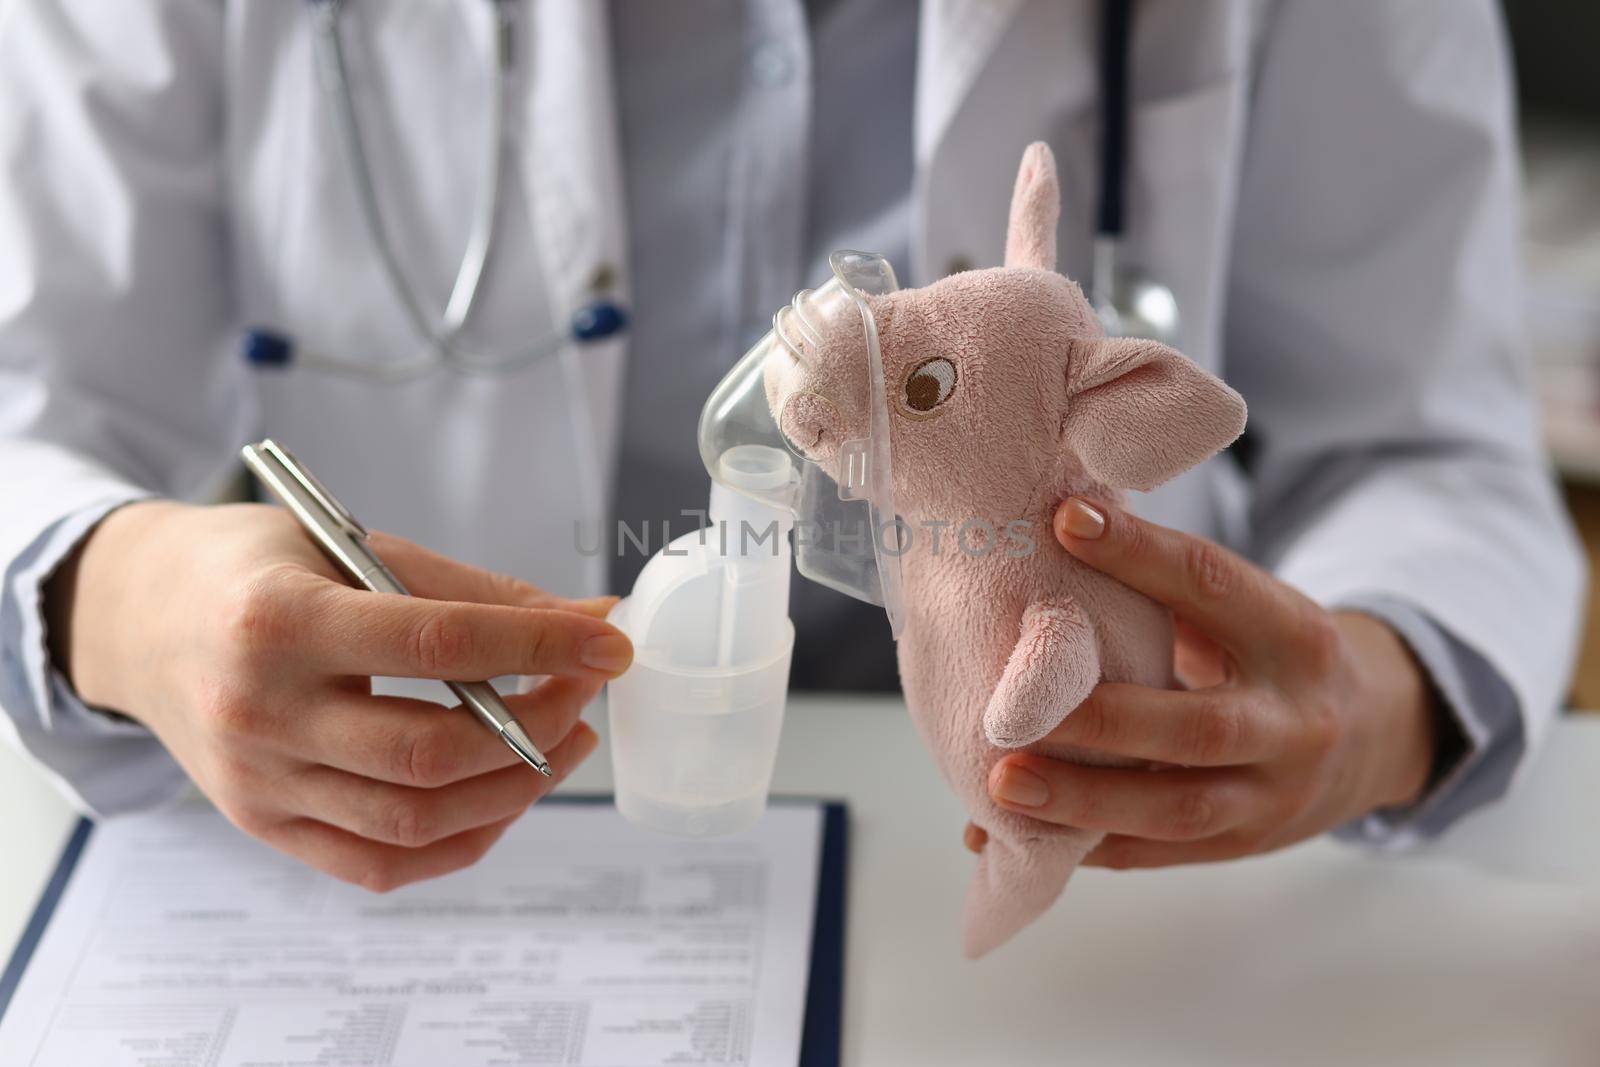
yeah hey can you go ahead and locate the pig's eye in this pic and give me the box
[900,357,958,418]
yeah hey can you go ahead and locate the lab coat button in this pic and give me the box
[750,41,794,88]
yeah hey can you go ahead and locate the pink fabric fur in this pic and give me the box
[765,143,1247,956]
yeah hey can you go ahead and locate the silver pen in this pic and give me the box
[241,438,553,777]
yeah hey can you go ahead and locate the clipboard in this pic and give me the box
[1,796,849,1067]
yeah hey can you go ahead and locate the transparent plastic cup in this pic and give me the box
[606,447,797,837]
[607,604,794,837]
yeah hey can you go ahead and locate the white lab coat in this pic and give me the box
[0,0,1583,813]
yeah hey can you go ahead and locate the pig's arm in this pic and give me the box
[983,597,1100,748]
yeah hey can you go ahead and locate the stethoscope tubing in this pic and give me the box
[1096,0,1132,241]
[254,0,623,383]
[271,0,1134,378]
[1092,0,1132,313]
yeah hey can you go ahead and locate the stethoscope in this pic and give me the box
[243,0,628,382]
[246,0,1169,379]
[1091,0,1181,346]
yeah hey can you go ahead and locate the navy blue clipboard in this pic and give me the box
[0,796,848,1067]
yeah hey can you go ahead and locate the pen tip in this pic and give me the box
[500,720,554,777]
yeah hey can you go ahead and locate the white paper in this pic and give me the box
[0,801,823,1067]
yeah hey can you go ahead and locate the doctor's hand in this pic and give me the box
[46,501,632,890]
[965,497,1439,869]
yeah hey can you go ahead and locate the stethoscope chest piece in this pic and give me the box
[1091,0,1181,347]
[1092,247,1182,347]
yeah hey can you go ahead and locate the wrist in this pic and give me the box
[1332,611,1439,811]
[45,499,189,715]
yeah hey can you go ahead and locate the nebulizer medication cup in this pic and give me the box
[607,252,905,836]
[606,447,797,837]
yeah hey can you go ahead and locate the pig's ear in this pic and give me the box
[1004,142,1059,271]
[1065,337,1247,491]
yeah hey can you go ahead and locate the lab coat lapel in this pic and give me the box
[913,0,1091,285]
[518,0,627,313]
[915,0,1026,165]
[516,0,628,529]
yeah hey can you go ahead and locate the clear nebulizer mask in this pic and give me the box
[607,251,905,836]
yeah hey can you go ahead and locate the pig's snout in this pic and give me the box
[778,391,842,461]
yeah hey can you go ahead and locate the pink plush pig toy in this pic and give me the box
[765,142,1247,957]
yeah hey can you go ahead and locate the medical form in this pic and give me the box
[0,800,832,1067]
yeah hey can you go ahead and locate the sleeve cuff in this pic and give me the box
[1333,594,1525,850]
[0,495,194,816]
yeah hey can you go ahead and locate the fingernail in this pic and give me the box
[990,764,1049,808]
[580,633,633,673]
[1057,498,1106,542]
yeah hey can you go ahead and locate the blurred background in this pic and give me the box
[1504,1,1600,709]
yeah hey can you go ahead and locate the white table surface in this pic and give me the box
[4,696,1599,1067]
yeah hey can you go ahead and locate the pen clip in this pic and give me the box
[258,439,368,539]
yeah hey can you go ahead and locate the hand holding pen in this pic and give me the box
[243,440,566,776]
[45,447,632,892]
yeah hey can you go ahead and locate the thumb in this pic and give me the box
[367,531,617,617]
